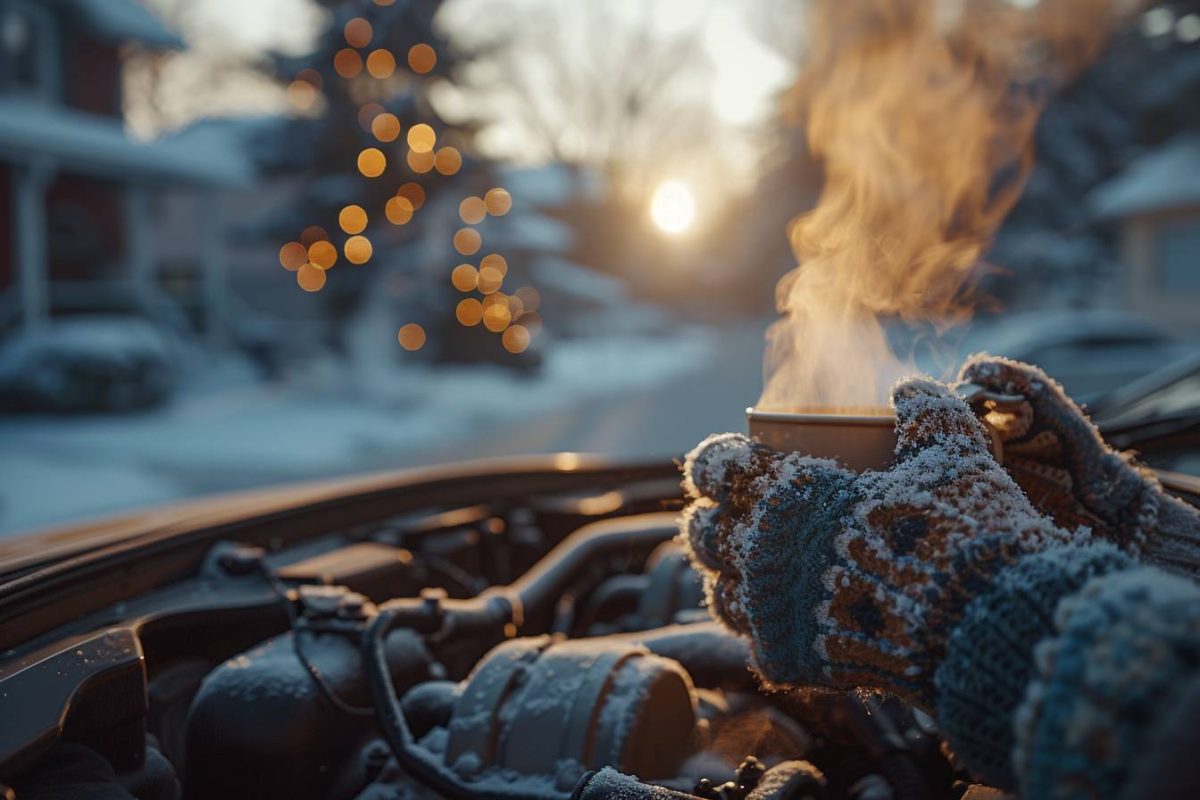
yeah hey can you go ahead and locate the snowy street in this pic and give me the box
[0,321,766,537]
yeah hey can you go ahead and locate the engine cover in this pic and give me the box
[441,636,699,786]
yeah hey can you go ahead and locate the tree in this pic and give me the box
[254,0,544,367]
[443,0,720,199]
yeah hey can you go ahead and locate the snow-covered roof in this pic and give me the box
[1090,135,1200,220]
[0,100,254,187]
[59,0,184,49]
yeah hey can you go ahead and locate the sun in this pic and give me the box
[650,180,696,235]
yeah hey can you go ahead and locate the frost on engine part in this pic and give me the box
[576,767,679,798]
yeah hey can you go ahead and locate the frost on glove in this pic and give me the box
[681,372,1200,799]
[680,377,1086,703]
[960,354,1200,576]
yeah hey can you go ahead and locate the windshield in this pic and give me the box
[1,0,1198,538]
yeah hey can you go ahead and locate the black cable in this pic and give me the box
[257,562,376,717]
[354,515,680,798]
[361,604,568,800]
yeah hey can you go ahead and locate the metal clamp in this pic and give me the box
[955,383,1027,466]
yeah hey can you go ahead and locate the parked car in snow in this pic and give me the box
[964,309,1194,402]
[0,315,178,413]
[1092,352,1200,475]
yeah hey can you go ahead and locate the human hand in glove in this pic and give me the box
[680,377,1084,702]
[959,354,1200,576]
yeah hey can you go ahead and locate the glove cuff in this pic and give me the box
[1136,477,1200,578]
[1015,563,1200,800]
[934,544,1131,789]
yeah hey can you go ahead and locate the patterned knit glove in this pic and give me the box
[933,544,1200,798]
[681,377,1088,703]
[959,354,1200,576]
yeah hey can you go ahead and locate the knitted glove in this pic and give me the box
[680,377,1087,703]
[1015,565,1200,799]
[959,354,1200,576]
[935,544,1200,798]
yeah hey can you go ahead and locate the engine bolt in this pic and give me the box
[736,756,765,787]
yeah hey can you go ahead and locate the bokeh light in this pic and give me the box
[484,188,512,216]
[514,286,540,313]
[477,266,503,294]
[453,228,482,255]
[406,149,435,174]
[385,196,414,225]
[344,17,373,48]
[358,102,384,131]
[345,235,374,264]
[502,325,530,353]
[408,43,437,74]
[338,204,368,234]
[479,253,508,276]
[371,112,401,142]
[308,240,337,269]
[397,182,426,210]
[505,294,524,319]
[397,323,426,351]
[296,68,322,90]
[407,124,436,153]
[286,80,319,110]
[358,147,387,177]
[366,49,396,79]
[451,264,478,291]
[520,312,543,336]
[374,0,396,5]
[483,302,512,332]
[297,264,327,292]
[434,147,462,176]
[301,225,329,247]
[334,48,363,79]
[459,196,486,224]
[456,298,483,326]
[279,242,308,271]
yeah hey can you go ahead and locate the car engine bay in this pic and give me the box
[11,456,1186,800]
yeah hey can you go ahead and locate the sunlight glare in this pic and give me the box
[650,180,696,235]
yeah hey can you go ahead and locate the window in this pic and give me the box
[0,2,58,100]
[1158,219,1200,290]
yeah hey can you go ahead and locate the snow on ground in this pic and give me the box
[0,322,760,537]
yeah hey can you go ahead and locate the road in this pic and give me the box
[414,321,765,464]
[0,321,768,536]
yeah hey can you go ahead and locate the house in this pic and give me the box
[1090,134,1200,333]
[0,0,254,341]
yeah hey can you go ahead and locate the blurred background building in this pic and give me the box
[0,0,251,337]
[1092,134,1200,331]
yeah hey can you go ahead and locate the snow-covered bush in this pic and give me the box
[0,316,177,413]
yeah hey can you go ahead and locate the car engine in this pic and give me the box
[0,460,1025,800]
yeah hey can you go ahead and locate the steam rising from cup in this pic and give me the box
[758,0,1136,413]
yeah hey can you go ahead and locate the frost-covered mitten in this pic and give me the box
[960,354,1200,576]
[680,377,1085,703]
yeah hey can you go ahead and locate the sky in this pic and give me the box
[127,0,799,232]
[135,0,796,162]
[436,0,794,133]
